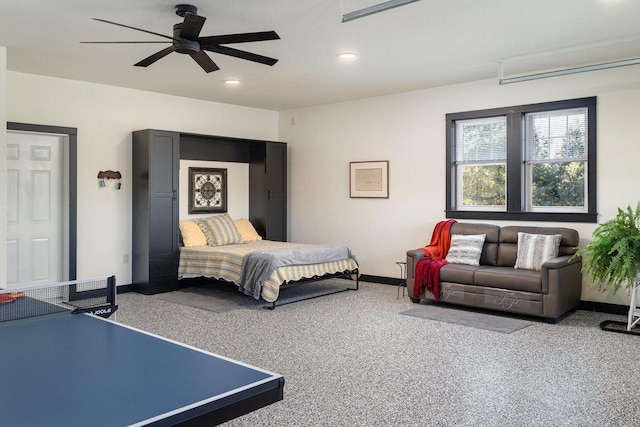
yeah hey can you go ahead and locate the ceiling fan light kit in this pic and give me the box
[85,4,280,73]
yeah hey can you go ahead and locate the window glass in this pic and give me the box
[525,108,588,211]
[455,117,506,210]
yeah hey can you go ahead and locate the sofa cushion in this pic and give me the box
[449,223,500,266]
[474,266,542,293]
[514,232,562,271]
[445,234,486,266]
[498,226,579,266]
[440,264,481,285]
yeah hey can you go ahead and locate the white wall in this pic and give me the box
[5,63,640,306]
[0,47,6,287]
[179,160,249,220]
[5,71,278,287]
[279,66,640,305]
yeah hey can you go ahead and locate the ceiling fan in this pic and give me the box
[83,4,280,73]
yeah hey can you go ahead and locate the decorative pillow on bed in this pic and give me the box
[514,232,562,271]
[179,220,207,247]
[445,234,486,266]
[197,213,243,246]
[234,218,262,242]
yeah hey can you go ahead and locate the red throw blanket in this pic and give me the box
[413,219,457,301]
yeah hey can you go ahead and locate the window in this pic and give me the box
[455,116,506,211]
[446,97,597,222]
[525,108,587,212]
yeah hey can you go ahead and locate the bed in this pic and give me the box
[178,215,359,307]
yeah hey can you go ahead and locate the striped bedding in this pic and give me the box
[178,241,358,302]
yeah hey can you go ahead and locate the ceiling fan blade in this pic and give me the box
[80,41,171,44]
[201,44,278,66]
[189,50,220,73]
[198,31,280,45]
[92,18,177,41]
[134,46,175,67]
[180,12,206,40]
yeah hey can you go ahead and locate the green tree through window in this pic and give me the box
[527,108,587,209]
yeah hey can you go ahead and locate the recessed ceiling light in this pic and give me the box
[337,52,358,60]
[224,79,241,85]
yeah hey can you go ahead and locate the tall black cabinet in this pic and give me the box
[132,129,287,295]
[249,141,287,241]
[132,130,180,294]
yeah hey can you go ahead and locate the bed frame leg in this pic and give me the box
[262,268,359,310]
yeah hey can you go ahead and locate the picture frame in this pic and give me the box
[188,167,228,213]
[349,161,389,198]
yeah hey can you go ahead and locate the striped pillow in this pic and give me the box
[445,234,486,266]
[514,232,562,271]
[197,214,242,246]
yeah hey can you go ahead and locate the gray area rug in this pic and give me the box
[155,278,355,312]
[401,303,533,333]
[155,282,252,313]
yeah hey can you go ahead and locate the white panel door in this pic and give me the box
[6,131,65,288]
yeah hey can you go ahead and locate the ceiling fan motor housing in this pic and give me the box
[173,23,199,53]
[175,4,198,17]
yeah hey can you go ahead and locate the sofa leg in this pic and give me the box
[410,297,421,304]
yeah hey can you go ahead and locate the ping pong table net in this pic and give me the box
[0,276,117,322]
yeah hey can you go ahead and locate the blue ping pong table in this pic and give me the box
[0,299,284,426]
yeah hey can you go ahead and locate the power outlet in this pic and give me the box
[123,254,129,264]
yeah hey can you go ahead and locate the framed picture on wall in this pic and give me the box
[349,161,389,198]
[188,167,228,213]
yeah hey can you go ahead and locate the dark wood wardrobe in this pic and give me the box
[132,129,287,295]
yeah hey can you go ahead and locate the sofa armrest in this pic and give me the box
[540,255,582,318]
[406,249,425,279]
[406,249,425,299]
[542,254,582,270]
[540,255,582,294]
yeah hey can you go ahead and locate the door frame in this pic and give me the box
[7,122,77,281]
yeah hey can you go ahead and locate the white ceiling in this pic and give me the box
[1,0,640,111]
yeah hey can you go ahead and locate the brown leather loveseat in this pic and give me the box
[406,223,582,321]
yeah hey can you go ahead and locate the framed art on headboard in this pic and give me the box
[349,161,389,198]
[188,167,228,213]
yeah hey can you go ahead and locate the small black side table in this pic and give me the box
[396,261,407,299]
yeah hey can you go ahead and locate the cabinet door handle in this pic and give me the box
[173,190,177,200]
[268,190,272,200]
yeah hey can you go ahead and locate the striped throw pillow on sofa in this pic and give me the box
[445,234,486,266]
[514,232,562,271]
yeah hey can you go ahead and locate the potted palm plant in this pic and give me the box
[576,202,640,332]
